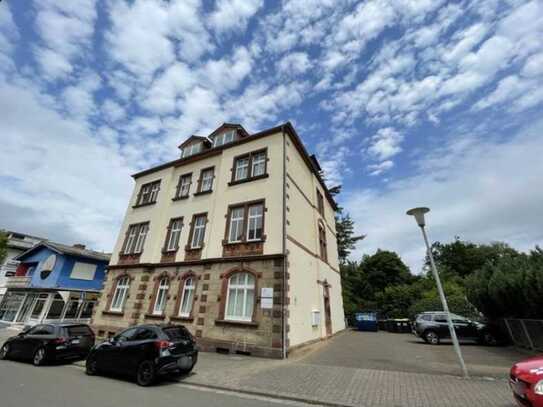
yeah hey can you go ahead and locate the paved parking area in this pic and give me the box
[303,329,529,377]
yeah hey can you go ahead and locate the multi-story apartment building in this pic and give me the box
[91,122,345,358]
[0,231,44,302]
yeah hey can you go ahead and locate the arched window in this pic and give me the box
[178,277,195,318]
[153,277,169,315]
[225,272,255,322]
[110,276,130,312]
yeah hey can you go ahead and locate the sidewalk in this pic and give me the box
[182,352,513,407]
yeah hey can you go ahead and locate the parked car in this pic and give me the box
[0,323,95,366]
[413,311,500,345]
[510,355,543,407]
[85,324,198,386]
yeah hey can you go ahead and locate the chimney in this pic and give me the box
[73,244,86,250]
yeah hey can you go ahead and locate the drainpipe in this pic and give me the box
[281,125,287,359]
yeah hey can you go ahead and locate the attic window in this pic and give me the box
[181,143,202,158]
[213,130,235,147]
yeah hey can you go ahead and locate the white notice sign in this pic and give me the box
[261,287,273,309]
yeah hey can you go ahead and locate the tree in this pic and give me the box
[336,212,365,264]
[0,230,7,265]
[465,247,543,319]
[428,238,519,279]
[360,249,412,296]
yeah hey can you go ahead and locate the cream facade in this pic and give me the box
[92,123,345,358]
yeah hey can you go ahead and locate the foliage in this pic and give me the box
[466,247,543,319]
[360,249,412,296]
[428,238,518,279]
[336,212,365,264]
[0,230,7,265]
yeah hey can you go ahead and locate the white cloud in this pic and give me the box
[345,119,543,272]
[277,52,311,76]
[101,99,126,123]
[0,79,132,250]
[522,52,543,77]
[208,0,263,34]
[34,0,97,80]
[367,127,404,161]
[367,160,394,176]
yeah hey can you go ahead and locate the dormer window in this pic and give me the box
[213,130,236,147]
[181,142,202,158]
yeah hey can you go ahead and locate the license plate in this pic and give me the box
[177,356,192,369]
[71,339,80,344]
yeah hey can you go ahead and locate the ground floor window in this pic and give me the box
[46,294,65,320]
[31,294,49,319]
[63,300,81,319]
[79,301,95,319]
[0,292,25,322]
[225,272,255,322]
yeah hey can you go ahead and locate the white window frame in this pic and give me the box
[110,277,130,312]
[178,278,195,318]
[191,215,206,249]
[166,218,183,251]
[234,157,250,181]
[251,152,266,177]
[225,273,255,322]
[213,130,235,147]
[178,174,191,197]
[182,143,201,158]
[228,207,245,243]
[200,169,214,192]
[247,204,264,241]
[133,223,149,253]
[123,225,138,254]
[153,278,169,315]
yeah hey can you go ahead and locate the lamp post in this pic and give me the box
[406,207,469,378]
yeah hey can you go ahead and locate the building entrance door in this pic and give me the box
[323,285,332,336]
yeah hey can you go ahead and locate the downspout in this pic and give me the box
[281,125,287,359]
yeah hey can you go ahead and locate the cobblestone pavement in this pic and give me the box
[303,329,527,377]
[180,331,520,407]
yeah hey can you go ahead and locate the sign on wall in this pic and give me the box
[261,287,273,309]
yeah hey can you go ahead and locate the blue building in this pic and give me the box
[0,241,110,327]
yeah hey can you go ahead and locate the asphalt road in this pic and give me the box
[0,359,318,407]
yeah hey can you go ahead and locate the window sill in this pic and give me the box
[144,313,165,320]
[172,195,190,201]
[228,173,269,186]
[215,319,258,328]
[170,316,194,322]
[132,201,157,209]
[194,190,213,196]
[222,238,266,246]
[161,249,178,255]
[102,310,124,317]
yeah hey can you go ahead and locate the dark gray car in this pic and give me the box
[413,312,499,345]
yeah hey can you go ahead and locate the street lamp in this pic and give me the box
[406,207,469,378]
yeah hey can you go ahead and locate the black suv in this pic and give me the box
[0,323,95,365]
[85,324,198,386]
[413,312,499,345]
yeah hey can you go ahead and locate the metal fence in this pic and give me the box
[503,319,543,352]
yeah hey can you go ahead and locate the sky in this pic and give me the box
[0,0,542,273]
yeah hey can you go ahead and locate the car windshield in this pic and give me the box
[162,326,192,341]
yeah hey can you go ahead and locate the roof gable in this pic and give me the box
[177,135,210,149]
[15,241,110,262]
[208,123,249,139]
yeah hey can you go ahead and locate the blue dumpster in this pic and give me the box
[355,312,378,332]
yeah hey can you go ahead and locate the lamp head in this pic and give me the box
[406,207,430,227]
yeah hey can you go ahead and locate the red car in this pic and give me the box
[510,355,543,406]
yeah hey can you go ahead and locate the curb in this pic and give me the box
[180,381,356,407]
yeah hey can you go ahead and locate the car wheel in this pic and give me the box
[136,360,156,386]
[85,356,99,376]
[424,331,440,345]
[0,343,10,360]
[482,332,498,346]
[33,347,46,366]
